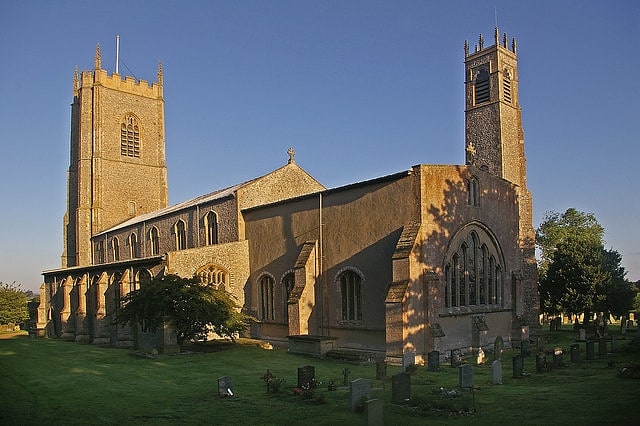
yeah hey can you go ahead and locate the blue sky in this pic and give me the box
[1,1,638,292]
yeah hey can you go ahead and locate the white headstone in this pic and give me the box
[402,351,416,372]
[491,360,503,384]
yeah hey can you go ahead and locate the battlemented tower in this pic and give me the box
[464,29,538,328]
[63,44,168,267]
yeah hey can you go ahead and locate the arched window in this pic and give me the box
[134,270,152,291]
[96,240,105,263]
[339,270,362,321]
[205,211,218,245]
[443,224,503,310]
[112,237,120,261]
[259,275,275,321]
[128,233,138,258]
[120,115,140,157]
[475,68,490,104]
[174,220,187,250]
[149,227,160,255]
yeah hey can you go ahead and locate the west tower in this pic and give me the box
[63,44,168,267]
[464,29,538,328]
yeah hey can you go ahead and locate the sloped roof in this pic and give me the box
[385,279,410,303]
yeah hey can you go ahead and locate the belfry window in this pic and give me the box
[475,69,490,104]
[339,270,362,321]
[120,116,140,157]
[503,69,512,104]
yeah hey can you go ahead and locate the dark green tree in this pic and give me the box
[115,274,251,345]
[0,282,30,326]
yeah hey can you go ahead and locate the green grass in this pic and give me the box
[1,329,638,425]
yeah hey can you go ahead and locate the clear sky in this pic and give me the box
[1,1,638,292]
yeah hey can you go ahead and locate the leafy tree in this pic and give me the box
[115,274,252,345]
[0,282,30,325]
[599,249,635,319]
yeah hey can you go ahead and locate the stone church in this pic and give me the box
[39,29,538,363]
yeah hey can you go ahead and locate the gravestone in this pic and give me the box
[217,376,233,397]
[536,353,547,373]
[391,372,411,404]
[570,343,580,363]
[350,378,372,412]
[297,365,315,387]
[493,336,504,361]
[427,350,440,371]
[586,341,595,360]
[598,338,607,357]
[491,360,503,384]
[578,328,586,342]
[364,398,384,426]
[459,364,473,388]
[450,349,462,367]
[375,361,387,380]
[513,355,524,378]
[402,351,416,372]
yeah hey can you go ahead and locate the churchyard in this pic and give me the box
[1,326,637,425]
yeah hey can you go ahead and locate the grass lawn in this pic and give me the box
[0,328,638,425]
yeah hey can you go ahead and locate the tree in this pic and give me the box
[0,282,30,326]
[599,249,635,319]
[115,274,252,345]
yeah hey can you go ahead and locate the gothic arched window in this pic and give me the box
[120,115,140,157]
[149,227,159,255]
[128,233,138,258]
[174,220,187,250]
[112,237,120,261]
[197,264,229,289]
[205,211,218,245]
[259,275,275,321]
[339,270,362,321]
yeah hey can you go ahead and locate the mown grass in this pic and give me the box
[0,328,638,425]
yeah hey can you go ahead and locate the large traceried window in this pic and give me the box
[205,211,218,245]
[174,220,187,250]
[120,115,140,157]
[444,224,503,309]
[149,227,159,255]
[259,275,275,321]
[339,270,362,322]
[197,263,228,289]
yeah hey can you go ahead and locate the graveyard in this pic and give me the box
[0,325,638,425]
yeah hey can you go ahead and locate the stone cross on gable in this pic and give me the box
[288,147,296,164]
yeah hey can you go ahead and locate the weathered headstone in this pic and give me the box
[459,364,473,388]
[350,378,372,412]
[493,336,504,361]
[536,353,547,373]
[570,343,580,363]
[586,340,595,360]
[450,349,462,367]
[217,376,233,397]
[375,361,387,380]
[491,360,503,384]
[578,328,586,342]
[513,354,524,378]
[391,372,411,404]
[402,351,416,372]
[297,365,315,387]
[427,350,440,371]
[598,337,607,357]
[364,398,384,426]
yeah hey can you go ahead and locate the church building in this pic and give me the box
[39,29,538,362]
